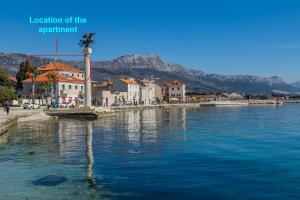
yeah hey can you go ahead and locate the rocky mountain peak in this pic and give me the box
[0,51,299,94]
[268,76,285,85]
[115,54,164,66]
[112,54,187,73]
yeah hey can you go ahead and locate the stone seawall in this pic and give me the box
[107,103,200,112]
[0,116,18,135]
[0,109,51,135]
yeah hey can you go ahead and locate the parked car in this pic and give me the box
[23,102,40,109]
[125,101,133,106]
[111,102,120,107]
[59,102,71,108]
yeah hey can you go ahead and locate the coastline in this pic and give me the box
[0,108,51,135]
[1,101,299,135]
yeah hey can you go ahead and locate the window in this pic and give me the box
[75,85,78,90]
[81,86,83,91]
[178,87,180,90]
[72,73,74,77]
[62,85,65,90]
[77,74,80,77]
[172,88,174,91]
[69,85,72,90]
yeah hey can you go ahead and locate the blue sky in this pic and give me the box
[0,0,300,82]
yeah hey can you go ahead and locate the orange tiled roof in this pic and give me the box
[93,80,113,87]
[22,71,84,84]
[37,62,82,73]
[119,78,138,85]
[163,80,184,87]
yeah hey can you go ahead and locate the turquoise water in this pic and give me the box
[1,105,300,199]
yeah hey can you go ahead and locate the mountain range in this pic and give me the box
[291,81,300,89]
[0,52,299,94]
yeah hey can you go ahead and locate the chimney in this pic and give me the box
[44,62,50,68]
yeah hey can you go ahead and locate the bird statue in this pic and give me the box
[79,33,96,48]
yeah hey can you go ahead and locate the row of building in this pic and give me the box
[21,62,187,107]
[92,78,187,106]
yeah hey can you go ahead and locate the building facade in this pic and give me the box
[113,78,140,104]
[139,79,155,105]
[92,81,116,106]
[154,83,163,103]
[163,80,186,103]
[22,62,85,106]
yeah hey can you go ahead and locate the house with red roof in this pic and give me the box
[22,62,85,106]
[163,80,186,103]
[92,80,117,106]
[112,77,140,104]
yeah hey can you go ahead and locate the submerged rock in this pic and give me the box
[32,175,67,186]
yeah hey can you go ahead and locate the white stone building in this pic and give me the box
[163,80,186,103]
[154,83,163,103]
[113,78,140,104]
[139,79,155,105]
[22,62,85,106]
[92,81,116,106]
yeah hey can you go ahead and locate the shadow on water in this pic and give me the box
[32,175,67,186]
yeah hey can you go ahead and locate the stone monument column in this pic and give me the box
[84,47,92,108]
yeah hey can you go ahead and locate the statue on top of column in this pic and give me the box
[79,33,96,48]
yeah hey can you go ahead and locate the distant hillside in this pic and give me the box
[0,52,299,94]
[291,81,300,89]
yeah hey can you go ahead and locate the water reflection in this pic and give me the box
[162,107,187,130]
[2,106,300,200]
[85,121,96,187]
[93,108,188,147]
[57,119,97,187]
[127,111,141,144]
[140,109,158,143]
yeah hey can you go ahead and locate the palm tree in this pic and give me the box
[47,72,58,104]
[28,67,38,104]
[39,82,49,105]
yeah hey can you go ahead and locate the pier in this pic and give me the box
[45,108,97,119]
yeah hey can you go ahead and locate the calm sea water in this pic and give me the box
[1,105,300,200]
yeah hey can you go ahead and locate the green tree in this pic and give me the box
[16,60,31,90]
[0,68,11,87]
[0,86,17,100]
[38,82,49,105]
[27,67,38,102]
[0,68,17,100]
[47,72,58,103]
